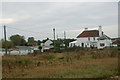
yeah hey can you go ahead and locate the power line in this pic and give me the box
[0,26,56,40]
[7,26,52,35]
[1,26,65,40]
[7,26,42,34]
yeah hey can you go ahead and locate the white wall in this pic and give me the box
[97,39,112,49]
[76,37,99,47]
[69,43,76,47]
[1,49,34,55]
[44,40,53,46]
[112,44,117,47]
[70,37,112,49]
[41,40,53,47]
[41,40,53,52]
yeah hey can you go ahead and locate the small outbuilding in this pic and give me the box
[69,41,77,47]
[16,46,34,55]
[41,39,54,52]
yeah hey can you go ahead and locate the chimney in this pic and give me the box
[99,26,102,37]
[84,28,88,31]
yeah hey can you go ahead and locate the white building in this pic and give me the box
[41,39,54,52]
[16,46,34,54]
[69,41,77,47]
[69,26,112,49]
[111,38,120,47]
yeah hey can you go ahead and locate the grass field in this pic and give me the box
[2,47,119,78]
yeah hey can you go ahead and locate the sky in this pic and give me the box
[0,2,118,41]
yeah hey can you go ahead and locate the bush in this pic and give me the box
[16,58,33,66]
[47,55,55,60]
[53,47,62,53]
[63,47,89,53]
[92,48,118,59]
[40,54,55,60]
[38,46,42,50]
[74,53,81,60]
[34,50,41,53]
[2,57,33,66]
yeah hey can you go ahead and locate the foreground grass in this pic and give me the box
[2,48,118,78]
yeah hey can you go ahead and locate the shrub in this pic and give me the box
[53,47,62,53]
[15,58,33,66]
[92,48,118,59]
[2,56,33,67]
[74,53,81,60]
[47,55,55,60]
[38,46,42,50]
[34,50,41,53]
[40,54,55,60]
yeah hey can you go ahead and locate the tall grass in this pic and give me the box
[2,47,118,78]
[92,48,118,59]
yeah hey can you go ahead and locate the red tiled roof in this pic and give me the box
[112,40,120,44]
[28,43,37,46]
[77,30,99,38]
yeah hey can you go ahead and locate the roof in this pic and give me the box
[112,40,120,44]
[28,43,37,46]
[70,41,77,43]
[111,38,120,40]
[97,34,111,40]
[16,46,33,50]
[77,30,99,38]
[41,39,53,43]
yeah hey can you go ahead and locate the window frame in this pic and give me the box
[100,43,105,47]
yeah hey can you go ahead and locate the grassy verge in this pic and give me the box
[2,47,118,78]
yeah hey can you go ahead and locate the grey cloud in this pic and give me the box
[1,2,118,40]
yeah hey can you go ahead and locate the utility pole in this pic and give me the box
[56,34,58,40]
[4,25,7,54]
[64,31,66,47]
[64,31,66,39]
[53,28,55,48]
[53,28,55,40]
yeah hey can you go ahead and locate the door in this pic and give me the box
[81,43,84,47]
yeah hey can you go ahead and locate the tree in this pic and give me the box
[28,37,35,43]
[64,38,76,47]
[37,40,41,45]
[41,38,49,43]
[38,46,42,50]
[10,34,26,46]
[54,40,61,47]
[20,36,27,46]
[1,39,14,49]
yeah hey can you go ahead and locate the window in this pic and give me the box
[88,37,90,41]
[93,37,95,40]
[100,43,105,47]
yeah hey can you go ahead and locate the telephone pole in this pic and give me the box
[4,25,7,54]
[64,31,66,47]
[53,28,55,40]
[64,31,66,39]
[56,34,58,40]
[53,28,55,48]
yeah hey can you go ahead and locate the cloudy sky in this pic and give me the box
[0,2,118,40]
